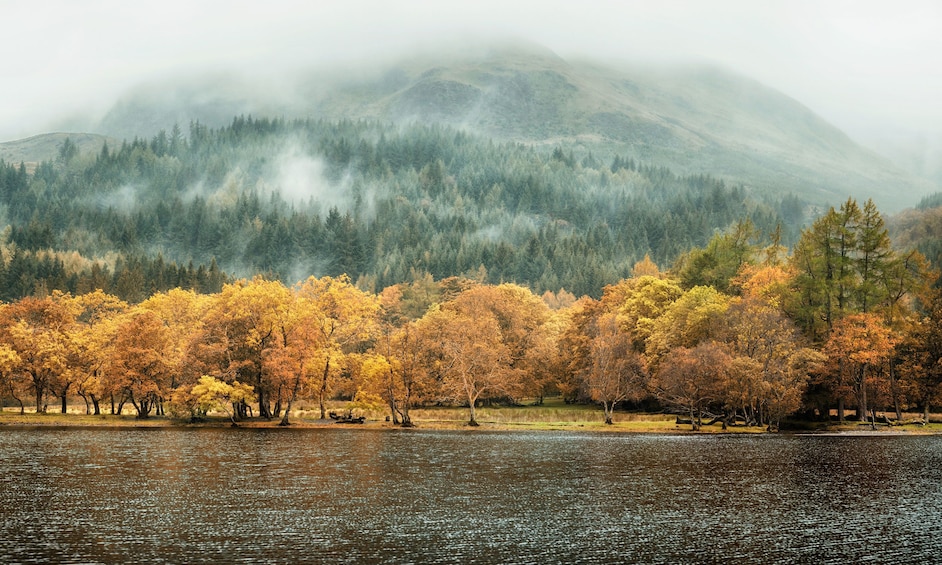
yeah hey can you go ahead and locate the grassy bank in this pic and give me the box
[3,399,942,434]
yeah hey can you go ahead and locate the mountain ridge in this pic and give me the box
[17,42,938,211]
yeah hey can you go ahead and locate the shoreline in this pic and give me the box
[2,410,941,435]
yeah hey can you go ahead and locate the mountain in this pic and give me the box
[87,43,935,211]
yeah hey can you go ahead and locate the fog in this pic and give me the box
[3,0,941,157]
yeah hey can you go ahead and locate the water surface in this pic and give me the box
[1,428,940,563]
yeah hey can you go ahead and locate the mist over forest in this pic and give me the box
[0,42,940,302]
[0,116,798,300]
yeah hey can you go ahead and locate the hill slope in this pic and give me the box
[0,133,114,169]
[90,44,934,211]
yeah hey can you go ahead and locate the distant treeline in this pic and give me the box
[0,116,804,299]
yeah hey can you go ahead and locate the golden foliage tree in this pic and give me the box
[0,295,76,413]
[190,277,289,420]
[295,275,380,420]
[417,304,514,426]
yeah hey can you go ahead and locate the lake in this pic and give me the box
[1,428,940,563]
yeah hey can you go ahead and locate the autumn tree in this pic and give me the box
[270,277,376,427]
[367,286,438,426]
[417,303,516,426]
[295,275,380,420]
[820,313,898,423]
[730,263,792,309]
[457,284,552,402]
[631,254,661,278]
[716,297,821,429]
[652,342,730,430]
[610,275,684,351]
[69,290,128,415]
[556,297,601,403]
[644,285,731,365]
[0,344,24,413]
[524,306,568,404]
[188,375,255,425]
[190,277,289,420]
[141,288,211,399]
[582,313,647,424]
[106,309,173,418]
[0,296,76,413]
[895,289,942,421]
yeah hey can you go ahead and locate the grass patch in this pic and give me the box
[6,401,942,434]
[0,409,176,427]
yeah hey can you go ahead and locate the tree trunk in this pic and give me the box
[9,388,24,415]
[91,395,100,416]
[279,400,293,426]
[467,400,479,427]
[837,397,845,422]
[319,357,331,420]
[398,383,415,427]
[603,401,614,425]
[256,379,272,420]
[858,366,868,422]
[233,400,247,421]
[386,378,400,425]
[924,402,931,423]
[60,393,68,414]
[890,361,903,421]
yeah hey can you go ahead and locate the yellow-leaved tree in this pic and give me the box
[189,375,255,425]
[141,288,211,406]
[294,275,379,421]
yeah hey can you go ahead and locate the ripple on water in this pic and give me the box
[1,430,941,563]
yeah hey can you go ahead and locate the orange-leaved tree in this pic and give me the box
[105,308,173,418]
[582,312,647,424]
[820,313,899,423]
[141,288,211,407]
[69,290,128,415]
[415,303,513,426]
[651,341,731,430]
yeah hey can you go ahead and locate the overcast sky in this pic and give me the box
[3,0,941,144]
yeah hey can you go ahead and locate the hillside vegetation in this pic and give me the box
[0,118,799,300]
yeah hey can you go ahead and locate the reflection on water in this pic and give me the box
[1,428,941,563]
